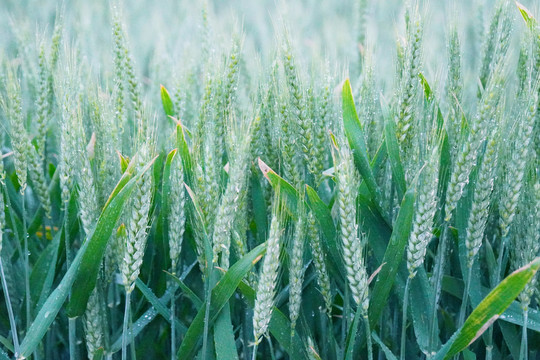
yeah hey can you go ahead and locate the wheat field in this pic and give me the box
[0,0,539,359]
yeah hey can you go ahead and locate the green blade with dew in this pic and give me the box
[135,278,186,330]
[29,228,62,310]
[214,305,239,360]
[433,257,540,359]
[18,155,148,358]
[442,274,540,332]
[176,243,266,359]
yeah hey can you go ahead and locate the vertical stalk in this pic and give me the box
[170,286,176,360]
[251,343,258,360]
[400,277,411,360]
[0,186,19,356]
[363,314,373,360]
[519,307,529,360]
[22,196,30,330]
[64,201,77,360]
[0,259,19,356]
[122,291,132,360]
[267,337,276,360]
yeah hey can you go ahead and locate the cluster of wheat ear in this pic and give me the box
[0,0,539,359]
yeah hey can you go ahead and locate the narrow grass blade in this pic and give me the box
[251,169,268,243]
[433,258,540,359]
[343,309,363,360]
[30,228,62,310]
[516,2,537,29]
[176,122,193,187]
[372,332,398,360]
[383,118,406,200]
[342,78,380,204]
[161,85,175,117]
[110,288,178,353]
[214,305,239,360]
[135,278,185,330]
[369,187,415,327]
[165,271,203,308]
[258,158,299,217]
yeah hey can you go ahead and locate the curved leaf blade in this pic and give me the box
[369,187,415,327]
[66,156,156,318]
[342,78,380,204]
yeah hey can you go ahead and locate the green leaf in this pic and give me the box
[372,332,397,360]
[342,78,381,205]
[383,117,406,201]
[369,187,415,327]
[418,73,434,101]
[110,287,178,353]
[343,309,363,360]
[161,85,175,117]
[442,275,540,332]
[250,169,268,243]
[66,155,156,318]
[91,348,104,360]
[305,184,344,282]
[30,227,62,310]
[214,305,239,360]
[177,243,266,359]
[258,158,299,217]
[18,157,148,358]
[433,258,540,359]
[135,278,185,330]
[176,122,193,187]
[165,271,203,308]
[516,2,537,29]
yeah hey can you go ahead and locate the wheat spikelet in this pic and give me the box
[253,202,282,345]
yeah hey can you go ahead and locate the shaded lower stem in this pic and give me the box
[364,314,373,360]
[400,277,411,360]
[170,286,176,360]
[22,196,30,330]
[122,291,132,360]
[0,259,19,356]
[64,201,77,360]
[519,307,529,360]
